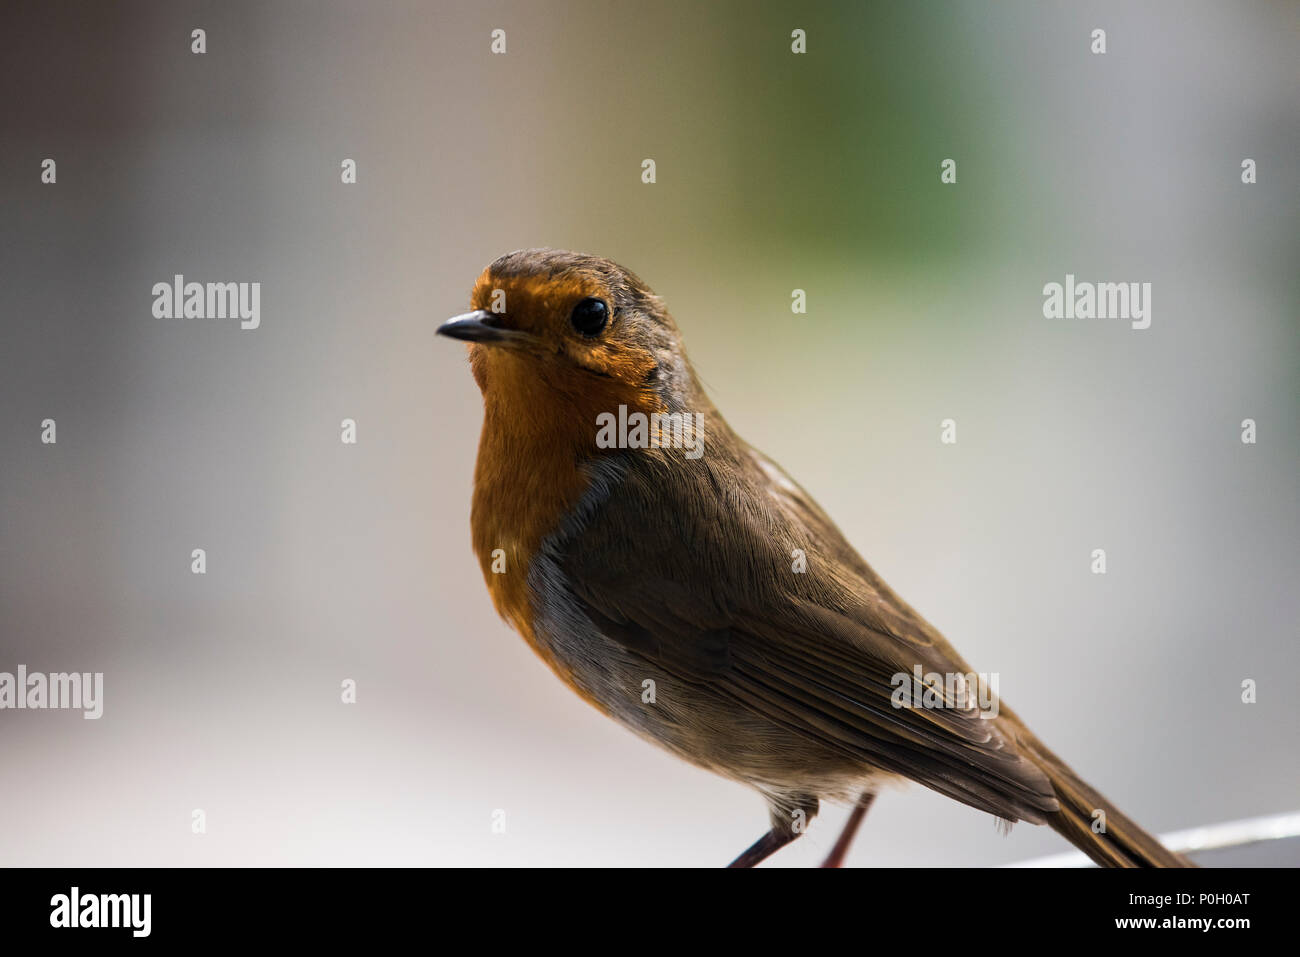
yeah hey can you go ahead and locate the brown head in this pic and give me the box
[439,248,702,420]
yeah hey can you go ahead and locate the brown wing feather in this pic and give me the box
[557,443,1061,824]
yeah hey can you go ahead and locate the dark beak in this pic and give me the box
[437,309,516,344]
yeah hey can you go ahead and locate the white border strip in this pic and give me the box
[1004,810,1300,868]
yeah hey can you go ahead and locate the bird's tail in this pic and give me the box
[1014,725,1194,867]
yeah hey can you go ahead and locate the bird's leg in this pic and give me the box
[726,829,798,868]
[820,791,877,868]
[727,795,818,867]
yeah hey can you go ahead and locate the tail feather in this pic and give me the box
[1015,730,1193,868]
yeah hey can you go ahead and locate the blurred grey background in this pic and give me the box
[0,0,1296,866]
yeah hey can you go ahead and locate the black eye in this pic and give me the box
[569,297,609,337]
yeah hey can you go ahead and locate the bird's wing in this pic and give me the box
[555,446,1059,823]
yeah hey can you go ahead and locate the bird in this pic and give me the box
[437,248,1191,868]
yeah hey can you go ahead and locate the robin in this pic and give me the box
[438,248,1190,868]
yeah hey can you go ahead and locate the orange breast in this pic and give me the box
[467,346,661,678]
